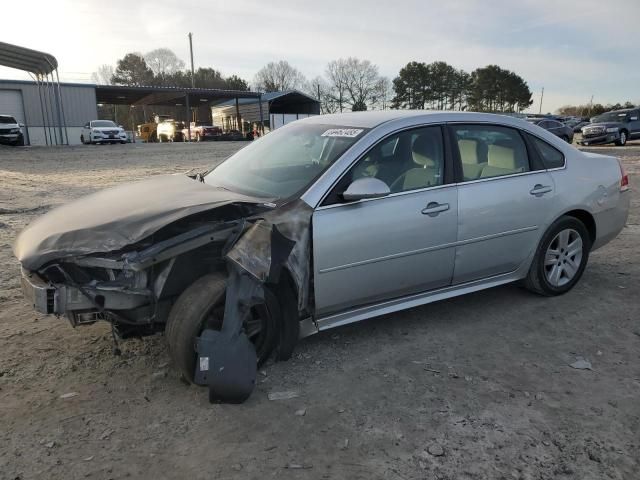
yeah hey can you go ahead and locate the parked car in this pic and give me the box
[15,111,629,402]
[157,119,186,142]
[578,108,640,146]
[81,120,128,145]
[181,122,222,142]
[527,117,574,143]
[0,114,25,146]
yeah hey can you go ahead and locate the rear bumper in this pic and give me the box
[592,191,630,250]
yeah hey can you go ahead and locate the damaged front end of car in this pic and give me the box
[15,174,318,402]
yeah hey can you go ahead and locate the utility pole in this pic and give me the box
[188,32,195,128]
[188,32,195,88]
[588,95,594,117]
[538,87,544,115]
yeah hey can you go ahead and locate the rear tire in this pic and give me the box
[615,130,627,146]
[165,272,279,383]
[523,216,591,296]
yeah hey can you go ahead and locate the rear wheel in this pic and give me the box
[165,273,279,383]
[524,216,591,296]
[615,130,627,146]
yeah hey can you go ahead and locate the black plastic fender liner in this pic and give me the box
[194,328,257,404]
[194,264,261,403]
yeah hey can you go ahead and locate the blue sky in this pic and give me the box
[1,0,638,112]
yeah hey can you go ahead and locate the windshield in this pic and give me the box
[92,120,117,128]
[205,122,368,199]
[594,111,630,123]
[0,116,17,124]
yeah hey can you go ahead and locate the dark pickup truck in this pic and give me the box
[578,108,640,146]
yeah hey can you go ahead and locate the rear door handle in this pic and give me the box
[421,202,450,217]
[530,184,552,197]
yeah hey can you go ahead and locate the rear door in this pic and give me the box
[312,125,458,316]
[449,124,557,284]
[628,110,640,138]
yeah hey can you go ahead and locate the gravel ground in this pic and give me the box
[1,140,639,480]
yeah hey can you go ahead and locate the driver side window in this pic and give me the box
[349,126,445,194]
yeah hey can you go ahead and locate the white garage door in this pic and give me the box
[0,89,26,124]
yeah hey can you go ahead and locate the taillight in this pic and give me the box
[619,160,629,192]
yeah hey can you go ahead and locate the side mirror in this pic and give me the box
[19,123,25,128]
[342,177,390,202]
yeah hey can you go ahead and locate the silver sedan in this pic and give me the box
[15,111,630,394]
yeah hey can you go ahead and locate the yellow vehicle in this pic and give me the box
[136,115,171,143]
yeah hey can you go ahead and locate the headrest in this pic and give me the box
[488,144,516,170]
[412,134,437,167]
[458,139,478,164]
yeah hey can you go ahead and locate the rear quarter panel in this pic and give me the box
[551,150,628,250]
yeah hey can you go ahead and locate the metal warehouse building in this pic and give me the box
[0,80,322,146]
[0,42,320,146]
[0,79,98,146]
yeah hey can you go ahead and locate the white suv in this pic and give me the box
[81,120,128,145]
[0,115,24,146]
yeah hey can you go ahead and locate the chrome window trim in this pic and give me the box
[301,116,572,208]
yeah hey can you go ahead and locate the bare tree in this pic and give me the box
[372,77,392,110]
[144,48,185,83]
[305,76,339,113]
[91,64,114,85]
[325,59,349,112]
[253,60,307,92]
[326,58,384,111]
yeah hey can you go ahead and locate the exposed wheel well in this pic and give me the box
[563,209,596,245]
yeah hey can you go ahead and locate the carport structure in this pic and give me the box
[0,41,68,145]
[95,85,263,140]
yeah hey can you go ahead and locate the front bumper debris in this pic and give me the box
[20,267,150,318]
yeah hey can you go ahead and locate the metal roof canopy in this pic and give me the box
[0,41,58,75]
[95,84,261,106]
[0,41,68,145]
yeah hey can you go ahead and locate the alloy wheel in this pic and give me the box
[544,228,583,287]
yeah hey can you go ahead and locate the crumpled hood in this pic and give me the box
[14,174,263,270]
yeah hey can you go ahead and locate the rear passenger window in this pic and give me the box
[530,136,565,169]
[452,125,530,181]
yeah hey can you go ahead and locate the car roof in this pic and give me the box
[300,110,536,129]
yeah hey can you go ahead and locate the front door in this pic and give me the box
[449,123,557,284]
[312,125,458,317]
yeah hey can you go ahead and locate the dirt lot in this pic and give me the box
[1,140,639,480]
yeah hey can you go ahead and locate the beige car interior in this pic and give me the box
[457,133,528,180]
[391,132,443,192]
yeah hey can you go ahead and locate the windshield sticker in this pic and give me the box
[321,128,364,138]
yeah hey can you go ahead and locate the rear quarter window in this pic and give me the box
[529,135,565,169]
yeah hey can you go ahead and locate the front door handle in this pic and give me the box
[530,184,552,197]
[421,202,450,217]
